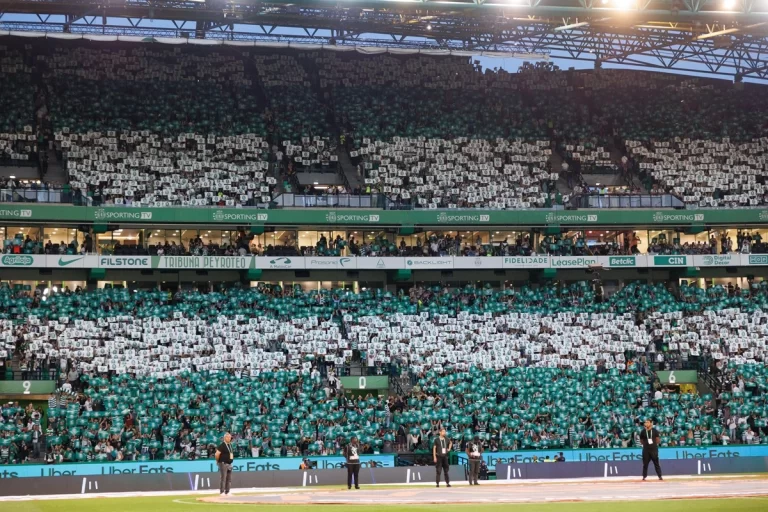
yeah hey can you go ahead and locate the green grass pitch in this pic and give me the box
[2,497,768,512]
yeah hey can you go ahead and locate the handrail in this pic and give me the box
[1,368,59,381]
[569,193,685,209]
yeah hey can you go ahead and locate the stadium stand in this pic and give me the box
[2,43,768,208]
[1,281,767,463]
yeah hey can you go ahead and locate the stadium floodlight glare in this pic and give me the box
[426,24,432,30]
[615,0,635,9]
[723,0,735,8]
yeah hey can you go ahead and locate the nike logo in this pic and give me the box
[58,257,84,267]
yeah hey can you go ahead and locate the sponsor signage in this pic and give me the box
[452,257,504,269]
[476,446,768,469]
[653,255,689,266]
[607,256,637,267]
[355,257,405,270]
[0,254,761,270]
[6,205,768,226]
[693,255,736,267]
[98,256,152,268]
[211,210,268,222]
[255,256,304,270]
[651,211,705,223]
[0,208,32,219]
[436,212,490,223]
[405,258,454,269]
[550,256,598,268]
[324,212,380,223]
[502,256,550,269]
[0,455,396,479]
[305,257,355,270]
[543,212,598,224]
[0,255,47,267]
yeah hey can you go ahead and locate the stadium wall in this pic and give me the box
[1,459,766,496]
[2,205,768,227]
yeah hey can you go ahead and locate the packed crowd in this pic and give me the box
[3,42,768,209]
[1,280,768,463]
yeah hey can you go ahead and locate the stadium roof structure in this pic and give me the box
[1,0,768,80]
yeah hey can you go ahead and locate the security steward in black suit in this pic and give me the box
[640,418,663,481]
[433,428,452,488]
[344,436,361,489]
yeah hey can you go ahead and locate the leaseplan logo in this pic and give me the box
[58,256,84,267]
[269,257,292,268]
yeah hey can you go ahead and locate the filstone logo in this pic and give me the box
[212,210,268,222]
[93,209,152,221]
[1,255,33,266]
[0,209,32,218]
[652,211,704,223]
[325,212,379,223]
[436,212,490,223]
[544,213,597,223]
[99,257,149,266]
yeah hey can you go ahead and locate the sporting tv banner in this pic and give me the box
[0,254,764,270]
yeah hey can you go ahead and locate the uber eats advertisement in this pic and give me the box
[0,455,395,479]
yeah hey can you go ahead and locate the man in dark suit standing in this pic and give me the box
[466,436,483,485]
[640,419,663,481]
[344,436,361,490]
[433,428,452,488]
